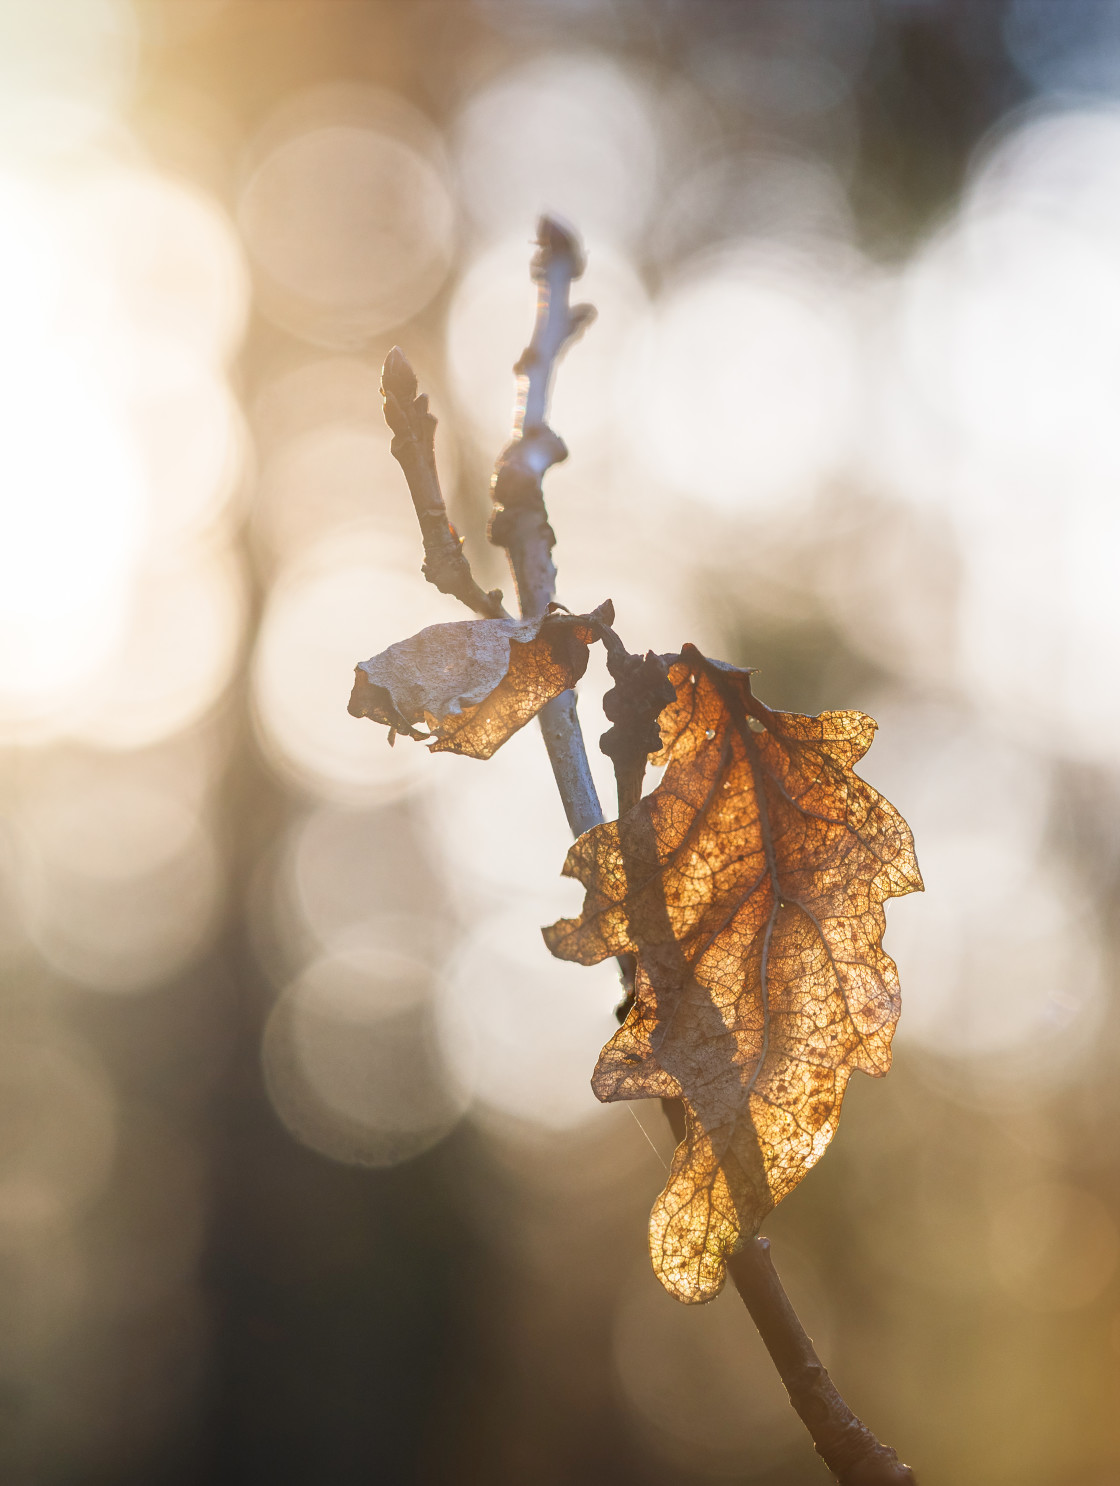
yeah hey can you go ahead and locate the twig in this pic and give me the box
[728,1240,916,1485]
[381,221,916,1486]
[539,671,915,1483]
[496,226,917,1477]
[381,347,508,620]
[488,216,601,837]
[536,691,604,839]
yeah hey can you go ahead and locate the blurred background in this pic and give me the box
[0,0,1118,1481]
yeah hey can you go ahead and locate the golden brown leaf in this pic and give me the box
[348,613,596,760]
[545,645,922,1303]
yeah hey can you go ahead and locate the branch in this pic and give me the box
[381,347,508,619]
[641,1106,914,1483]
[535,615,915,1486]
[488,217,595,616]
[489,216,601,838]
[728,1240,916,1485]
[479,222,916,1486]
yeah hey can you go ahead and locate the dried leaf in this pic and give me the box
[349,613,596,760]
[545,645,922,1303]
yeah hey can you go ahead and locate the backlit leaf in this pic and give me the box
[545,644,922,1303]
[349,613,596,760]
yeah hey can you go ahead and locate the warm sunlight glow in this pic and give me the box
[0,177,141,732]
[0,161,247,742]
[625,246,862,514]
[240,87,455,346]
[453,53,661,246]
[252,531,453,800]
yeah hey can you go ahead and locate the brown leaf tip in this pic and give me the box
[348,667,426,740]
[676,642,756,681]
[349,612,602,762]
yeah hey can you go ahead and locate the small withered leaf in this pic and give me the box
[545,644,922,1304]
[349,613,596,761]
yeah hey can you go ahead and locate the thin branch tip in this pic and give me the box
[491,223,604,834]
[380,347,507,620]
[535,213,586,278]
[381,345,417,402]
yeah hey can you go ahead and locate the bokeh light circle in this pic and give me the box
[453,54,660,246]
[624,247,861,515]
[128,349,247,544]
[18,773,220,994]
[251,529,455,800]
[890,838,1101,1061]
[71,167,248,366]
[240,106,454,346]
[436,911,619,1133]
[252,421,425,570]
[899,207,1120,497]
[69,541,244,750]
[263,944,465,1167]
